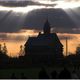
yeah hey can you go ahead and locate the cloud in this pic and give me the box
[0,1,79,34]
[0,29,38,41]
[0,33,27,41]
[0,8,80,33]
[0,10,25,32]
[0,1,40,7]
[58,34,77,40]
[0,0,56,7]
[24,8,80,33]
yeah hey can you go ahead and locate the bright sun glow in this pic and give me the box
[36,0,80,9]
[54,1,80,9]
[0,1,80,13]
[0,5,49,13]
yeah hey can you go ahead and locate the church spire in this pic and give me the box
[43,19,51,34]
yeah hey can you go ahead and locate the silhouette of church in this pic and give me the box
[24,19,63,66]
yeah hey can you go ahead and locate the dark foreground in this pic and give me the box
[0,66,80,79]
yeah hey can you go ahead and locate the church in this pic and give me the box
[24,19,63,66]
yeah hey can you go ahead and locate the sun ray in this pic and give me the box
[62,9,80,29]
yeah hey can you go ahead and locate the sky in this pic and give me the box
[0,0,80,57]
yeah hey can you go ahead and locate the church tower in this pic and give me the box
[43,19,51,34]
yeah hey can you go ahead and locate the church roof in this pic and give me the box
[26,33,63,47]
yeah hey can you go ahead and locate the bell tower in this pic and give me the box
[43,19,51,34]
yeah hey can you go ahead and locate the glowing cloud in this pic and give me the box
[0,5,47,13]
[0,5,55,14]
[54,1,80,9]
[0,0,80,14]
[35,0,80,9]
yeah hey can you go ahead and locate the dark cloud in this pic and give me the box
[0,1,40,7]
[0,10,24,32]
[0,0,56,7]
[24,8,80,33]
[0,33,27,41]
[0,7,80,33]
[58,35,76,40]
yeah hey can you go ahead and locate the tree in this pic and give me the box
[19,45,25,56]
[0,44,2,52]
[0,44,1,51]
[2,43,8,54]
[76,44,80,55]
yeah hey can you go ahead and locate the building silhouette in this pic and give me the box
[24,19,63,66]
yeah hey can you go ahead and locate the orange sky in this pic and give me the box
[0,29,80,57]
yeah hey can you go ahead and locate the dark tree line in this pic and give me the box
[0,43,80,68]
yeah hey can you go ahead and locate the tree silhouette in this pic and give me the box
[76,44,80,55]
[0,44,2,53]
[19,45,25,56]
[2,43,8,54]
